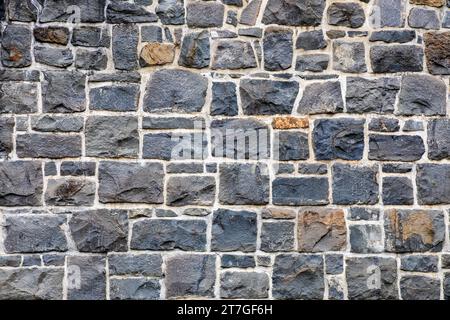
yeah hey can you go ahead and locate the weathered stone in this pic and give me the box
[298,208,346,252]
[1,25,32,68]
[110,278,160,300]
[398,74,446,115]
[167,176,215,206]
[211,209,257,252]
[90,85,140,112]
[272,116,308,129]
[369,135,424,161]
[346,77,400,114]
[186,1,224,28]
[60,162,95,176]
[143,117,205,129]
[272,177,329,206]
[131,219,207,251]
[34,27,70,45]
[370,45,423,73]
[401,255,438,272]
[370,0,405,28]
[109,254,163,277]
[332,41,366,73]
[42,71,86,113]
[263,28,293,71]
[165,254,216,298]
[184,208,211,216]
[179,31,210,68]
[349,208,380,221]
[31,115,83,133]
[382,177,414,205]
[107,1,157,23]
[240,79,298,115]
[3,215,67,253]
[0,256,21,267]
[0,161,43,206]
[410,0,445,6]
[85,116,139,158]
[275,131,309,161]
[211,82,238,116]
[417,164,450,204]
[385,209,445,253]
[143,69,208,113]
[218,163,269,205]
[7,0,37,22]
[143,132,206,160]
[424,32,450,75]
[261,207,296,219]
[0,70,40,82]
[332,164,379,205]
[22,256,41,267]
[34,46,73,68]
[400,276,440,300]
[0,268,63,300]
[382,164,413,174]
[156,0,185,25]
[261,221,295,252]
[67,256,106,300]
[45,178,95,206]
[296,30,326,50]
[140,43,175,67]
[211,118,270,159]
[408,8,440,30]
[298,163,327,175]
[113,24,139,71]
[69,209,128,253]
[16,134,81,159]
[346,257,398,300]
[212,40,257,70]
[313,118,364,160]
[325,254,343,275]
[40,0,106,23]
[327,2,365,28]
[0,117,13,158]
[298,81,343,114]
[262,0,325,26]
[89,72,141,83]
[369,30,416,43]
[141,26,163,43]
[368,118,399,132]
[166,162,203,174]
[221,255,255,268]
[75,48,108,71]
[295,54,329,72]
[350,225,383,253]
[221,272,269,298]
[72,27,110,47]
[240,0,262,25]
[428,119,450,160]
[98,162,164,204]
[272,254,324,299]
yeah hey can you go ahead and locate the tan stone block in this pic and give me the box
[410,0,445,7]
[272,116,309,129]
[140,43,175,66]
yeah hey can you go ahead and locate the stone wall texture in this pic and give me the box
[0,0,449,300]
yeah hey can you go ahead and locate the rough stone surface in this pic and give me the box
[400,276,441,300]
[260,221,295,252]
[45,178,95,206]
[370,45,424,73]
[417,164,450,204]
[262,0,325,26]
[333,41,366,73]
[167,176,215,206]
[221,272,269,298]
[424,32,450,75]
[369,135,425,161]
[67,256,106,300]
[298,81,344,114]
[272,177,329,206]
[327,2,365,28]
[179,31,210,68]
[212,40,257,70]
[263,28,293,71]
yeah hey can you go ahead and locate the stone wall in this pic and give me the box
[0,0,449,300]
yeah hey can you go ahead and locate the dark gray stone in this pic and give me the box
[327,2,365,28]
[401,255,439,272]
[261,221,295,252]
[272,177,329,205]
[409,8,440,30]
[397,74,446,116]
[332,164,379,205]
[221,272,269,298]
[42,254,65,267]
[98,161,164,204]
[370,45,423,73]
[141,26,163,42]
[417,164,450,205]
[143,69,208,113]
[0,256,21,267]
[34,47,73,68]
[211,82,238,116]
[165,254,216,298]
[276,131,309,161]
[179,30,210,68]
[262,0,325,26]
[143,132,206,160]
[21,256,40,267]
[34,27,70,45]
[1,25,32,68]
[16,134,81,159]
[45,178,95,206]
[131,219,207,251]
[370,0,405,28]
[143,117,204,129]
[156,0,185,25]
[296,30,326,50]
[382,177,414,205]
[186,1,224,28]
[333,41,366,73]
[346,257,398,300]
[348,207,380,221]
[382,163,413,173]
[346,77,400,114]
[85,116,139,158]
[40,0,106,23]
[403,120,423,132]
[42,71,86,113]
[67,256,106,300]
[219,163,269,205]
[400,276,440,300]
[298,163,327,175]
[167,176,215,206]
[428,119,450,160]
[0,268,63,300]
[45,162,57,176]
[368,118,400,132]
[109,254,163,277]
[0,70,40,82]
[110,278,160,300]
[263,28,293,71]
[113,24,139,71]
[0,117,13,158]
[298,81,343,114]
[72,27,110,47]
[60,162,96,176]
[75,48,108,71]
[7,0,37,22]
[90,85,139,112]
[166,162,203,174]
[272,254,324,299]
[3,215,67,253]
[325,254,343,275]
[238,27,262,37]
[31,115,84,133]
[240,79,298,115]
[313,118,364,160]
[89,72,141,83]
[369,30,416,43]
[350,225,383,253]
[295,54,329,72]
[0,161,43,206]
[369,135,425,161]
[211,209,257,252]
[107,1,157,23]
[212,41,257,70]
[221,255,255,268]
